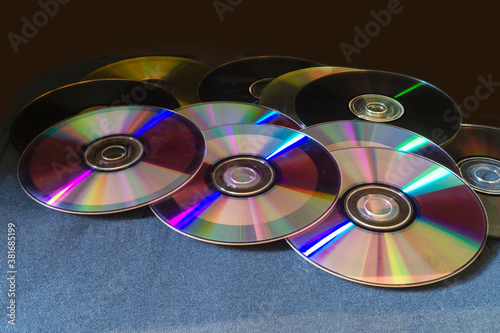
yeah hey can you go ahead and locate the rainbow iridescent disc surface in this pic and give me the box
[443,123,500,237]
[151,123,341,245]
[18,106,206,214]
[259,66,358,124]
[83,56,212,106]
[302,121,459,174]
[287,147,487,287]
[175,102,302,130]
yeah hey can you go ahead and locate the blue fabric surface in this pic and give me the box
[1,61,499,333]
[1,139,499,333]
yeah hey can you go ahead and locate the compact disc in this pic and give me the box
[259,66,358,124]
[10,79,180,152]
[151,123,341,245]
[197,56,322,104]
[83,56,212,106]
[443,123,500,237]
[175,102,302,130]
[288,147,487,287]
[302,121,459,174]
[18,106,205,214]
[294,70,461,146]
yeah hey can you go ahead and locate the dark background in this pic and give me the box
[2,0,499,130]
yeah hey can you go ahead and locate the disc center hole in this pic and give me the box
[101,144,128,161]
[249,78,274,99]
[349,94,404,122]
[458,157,500,194]
[362,195,393,218]
[212,156,276,197]
[345,186,413,231]
[473,165,500,184]
[223,166,261,188]
[365,102,388,113]
[84,135,144,172]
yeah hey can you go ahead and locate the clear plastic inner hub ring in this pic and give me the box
[458,157,500,195]
[349,94,404,122]
[344,184,414,231]
[84,135,144,172]
[212,156,276,197]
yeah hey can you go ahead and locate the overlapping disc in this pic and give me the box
[83,56,212,106]
[151,123,341,245]
[443,123,500,237]
[302,121,459,174]
[259,66,358,124]
[18,106,205,214]
[175,102,302,130]
[295,70,461,146]
[10,79,180,152]
[288,147,487,287]
[197,56,322,104]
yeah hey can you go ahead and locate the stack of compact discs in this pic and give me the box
[11,53,495,289]
[283,120,489,287]
[13,55,323,218]
[444,124,500,238]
